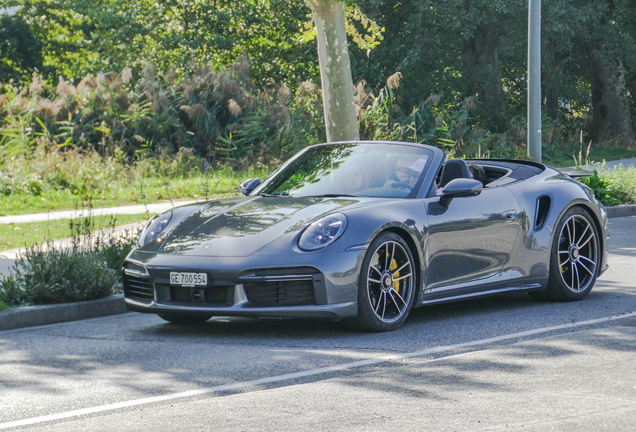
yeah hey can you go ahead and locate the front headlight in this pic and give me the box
[139,211,173,246]
[298,213,348,251]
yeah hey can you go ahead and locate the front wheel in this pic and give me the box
[532,206,600,301]
[348,232,417,332]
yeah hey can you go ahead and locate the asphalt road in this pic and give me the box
[1,216,635,431]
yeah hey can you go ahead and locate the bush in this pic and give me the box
[578,170,621,206]
[0,215,138,307]
[599,165,636,205]
[0,58,322,171]
[0,247,117,305]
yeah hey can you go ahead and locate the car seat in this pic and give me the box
[439,159,472,187]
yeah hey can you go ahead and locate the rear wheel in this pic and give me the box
[158,313,212,324]
[531,206,600,301]
[349,232,417,332]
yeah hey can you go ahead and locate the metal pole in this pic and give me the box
[528,0,542,162]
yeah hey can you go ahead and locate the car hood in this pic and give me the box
[156,196,367,256]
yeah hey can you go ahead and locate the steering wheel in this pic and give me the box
[391,182,413,191]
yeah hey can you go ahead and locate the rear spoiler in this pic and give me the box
[559,168,595,179]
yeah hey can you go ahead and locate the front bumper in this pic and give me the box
[125,296,356,320]
[123,248,364,320]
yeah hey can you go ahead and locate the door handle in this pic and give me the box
[503,210,518,220]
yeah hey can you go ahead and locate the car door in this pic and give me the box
[423,186,521,295]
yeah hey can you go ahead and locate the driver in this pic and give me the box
[386,158,426,190]
[384,156,414,187]
[405,159,426,187]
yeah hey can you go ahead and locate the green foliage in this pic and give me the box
[0,213,138,306]
[0,143,259,214]
[3,0,316,86]
[0,214,149,252]
[0,298,8,310]
[0,248,116,305]
[579,170,621,206]
[596,165,636,204]
[0,58,323,169]
[3,0,636,156]
[0,14,43,83]
[356,77,527,159]
[355,0,636,140]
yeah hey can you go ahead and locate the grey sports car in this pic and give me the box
[123,141,608,331]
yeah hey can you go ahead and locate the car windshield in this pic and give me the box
[254,142,433,198]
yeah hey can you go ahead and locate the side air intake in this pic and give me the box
[535,195,551,230]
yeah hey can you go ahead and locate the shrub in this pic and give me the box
[599,165,636,204]
[0,57,321,171]
[0,214,138,307]
[0,247,117,305]
[579,170,621,206]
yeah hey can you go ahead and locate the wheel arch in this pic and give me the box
[548,201,607,276]
[381,226,424,301]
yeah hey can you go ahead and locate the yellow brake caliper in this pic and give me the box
[390,259,400,292]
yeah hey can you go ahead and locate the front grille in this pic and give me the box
[243,279,316,306]
[123,273,154,303]
[157,283,230,305]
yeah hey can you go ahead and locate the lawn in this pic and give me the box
[0,175,250,216]
[0,214,151,253]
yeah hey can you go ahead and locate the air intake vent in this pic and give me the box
[535,195,551,229]
[243,279,316,306]
[123,272,154,303]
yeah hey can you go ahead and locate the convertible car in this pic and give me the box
[123,141,608,331]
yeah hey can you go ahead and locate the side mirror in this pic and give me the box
[238,178,261,196]
[439,178,483,207]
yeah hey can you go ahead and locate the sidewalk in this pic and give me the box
[0,199,201,225]
[566,157,636,171]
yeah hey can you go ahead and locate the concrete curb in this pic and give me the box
[0,294,127,331]
[605,204,636,218]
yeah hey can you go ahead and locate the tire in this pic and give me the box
[348,232,417,332]
[158,313,212,324]
[532,206,600,302]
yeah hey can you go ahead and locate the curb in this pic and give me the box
[605,204,636,218]
[0,294,127,331]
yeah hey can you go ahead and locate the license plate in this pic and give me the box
[170,272,207,286]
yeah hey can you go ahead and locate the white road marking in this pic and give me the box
[2,311,636,430]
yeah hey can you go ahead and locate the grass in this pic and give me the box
[597,163,636,204]
[548,146,636,168]
[0,214,151,253]
[0,173,259,215]
[0,298,8,310]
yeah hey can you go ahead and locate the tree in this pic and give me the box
[586,0,635,144]
[0,14,43,83]
[1,0,317,86]
[305,0,358,142]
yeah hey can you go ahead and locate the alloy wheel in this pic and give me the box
[557,214,598,293]
[366,240,414,323]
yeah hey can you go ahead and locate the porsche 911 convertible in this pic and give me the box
[123,141,608,331]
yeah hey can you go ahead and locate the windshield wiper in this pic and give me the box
[305,194,358,198]
[259,192,290,197]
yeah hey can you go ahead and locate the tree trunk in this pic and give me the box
[305,0,359,142]
[465,25,507,131]
[589,42,634,145]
